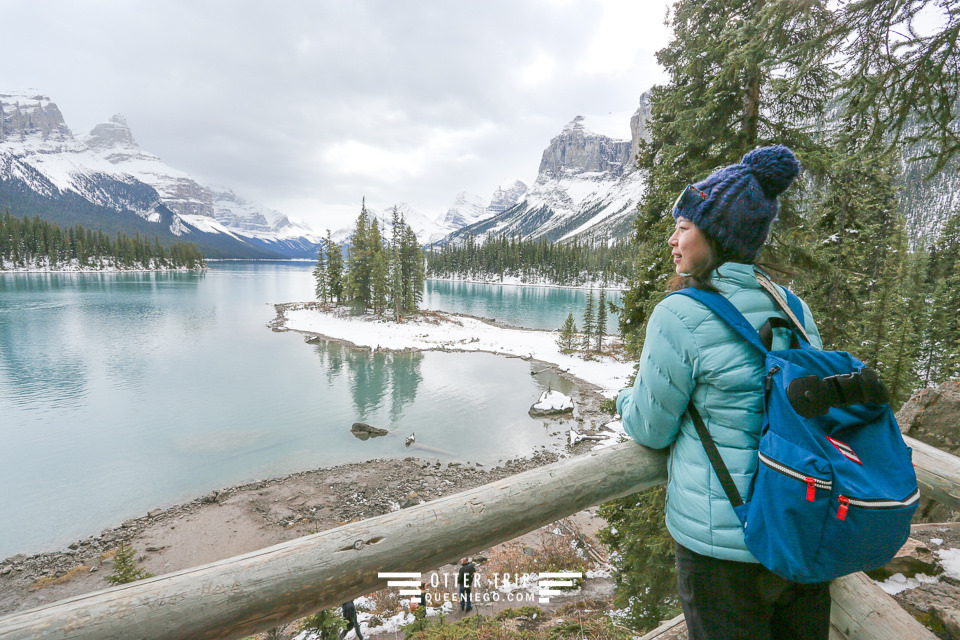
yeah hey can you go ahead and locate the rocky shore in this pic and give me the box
[0,372,621,617]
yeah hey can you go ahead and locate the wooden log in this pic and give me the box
[830,572,938,640]
[636,613,687,640]
[904,435,960,512]
[625,570,940,640]
[3,434,957,640]
[0,441,667,640]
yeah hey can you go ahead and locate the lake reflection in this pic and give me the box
[0,263,571,558]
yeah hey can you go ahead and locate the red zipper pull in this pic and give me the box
[805,477,816,502]
[837,496,849,521]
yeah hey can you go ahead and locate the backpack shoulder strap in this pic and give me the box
[669,288,757,518]
[754,269,811,344]
[669,287,768,355]
[687,403,745,509]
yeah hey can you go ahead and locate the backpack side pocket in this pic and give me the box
[744,429,832,583]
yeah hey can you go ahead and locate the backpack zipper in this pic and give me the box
[835,489,921,521]
[758,451,831,501]
[760,453,919,519]
[764,365,781,392]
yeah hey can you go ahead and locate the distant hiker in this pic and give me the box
[419,580,428,609]
[457,557,475,612]
[617,146,832,640]
[339,600,363,640]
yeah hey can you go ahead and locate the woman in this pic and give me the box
[616,145,830,640]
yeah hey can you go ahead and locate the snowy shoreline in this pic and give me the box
[275,302,635,397]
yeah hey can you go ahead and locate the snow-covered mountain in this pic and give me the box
[439,93,652,246]
[0,92,321,258]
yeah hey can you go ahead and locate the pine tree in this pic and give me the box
[325,230,344,304]
[595,288,608,353]
[598,488,680,633]
[840,0,960,171]
[622,0,836,338]
[881,250,926,403]
[345,201,372,312]
[313,242,329,304]
[558,312,579,351]
[797,143,903,354]
[300,609,345,640]
[389,206,404,320]
[371,248,389,316]
[922,210,960,383]
[106,542,154,585]
[400,224,425,314]
[582,289,596,353]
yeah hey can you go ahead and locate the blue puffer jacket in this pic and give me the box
[616,263,822,562]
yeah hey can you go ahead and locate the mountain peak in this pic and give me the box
[85,114,139,152]
[0,92,73,143]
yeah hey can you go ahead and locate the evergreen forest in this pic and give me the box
[586,0,960,633]
[0,212,206,270]
[313,202,426,318]
[426,234,636,286]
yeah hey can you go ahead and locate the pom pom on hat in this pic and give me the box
[742,145,801,198]
[672,144,800,262]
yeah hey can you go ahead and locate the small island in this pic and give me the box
[0,212,206,271]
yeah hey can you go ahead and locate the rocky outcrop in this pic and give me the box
[536,116,633,181]
[629,90,652,168]
[85,114,139,155]
[897,380,960,454]
[0,93,72,142]
[897,380,960,522]
[350,422,389,440]
[877,523,960,640]
[487,180,528,215]
[529,390,574,417]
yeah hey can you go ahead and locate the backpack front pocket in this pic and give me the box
[743,430,832,583]
[813,488,920,577]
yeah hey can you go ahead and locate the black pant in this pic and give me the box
[340,613,363,640]
[675,544,831,640]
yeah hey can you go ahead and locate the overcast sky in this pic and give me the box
[5,0,672,232]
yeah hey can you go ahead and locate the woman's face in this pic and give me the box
[669,217,712,275]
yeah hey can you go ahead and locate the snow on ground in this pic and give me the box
[876,572,940,595]
[283,307,635,394]
[874,547,960,595]
[939,548,960,579]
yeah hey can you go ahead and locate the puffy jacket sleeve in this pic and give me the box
[800,298,823,350]
[616,300,698,450]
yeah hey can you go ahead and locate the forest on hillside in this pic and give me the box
[0,212,206,270]
[582,0,960,633]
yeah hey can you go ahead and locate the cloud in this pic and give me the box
[3,0,671,231]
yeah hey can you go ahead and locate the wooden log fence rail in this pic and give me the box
[0,435,956,640]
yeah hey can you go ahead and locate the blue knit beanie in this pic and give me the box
[672,145,801,263]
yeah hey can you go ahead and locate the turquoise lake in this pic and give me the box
[0,262,620,559]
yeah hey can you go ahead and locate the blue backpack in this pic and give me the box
[673,275,919,583]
